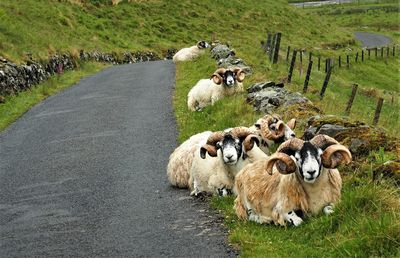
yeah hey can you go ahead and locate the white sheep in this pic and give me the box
[189,127,267,196]
[172,41,210,63]
[249,114,296,155]
[187,67,246,111]
[234,135,352,226]
[167,131,212,188]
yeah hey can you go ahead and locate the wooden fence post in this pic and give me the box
[325,58,328,73]
[355,52,359,62]
[386,47,389,57]
[346,55,350,68]
[373,97,384,125]
[269,33,276,61]
[303,60,313,93]
[320,66,333,99]
[368,48,371,59]
[273,32,282,64]
[318,56,321,71]
[361,50,364,61]
[381,47,384,58]
[286,46,291,63]
[338,56,341,68]
[345,84,358,115]
[299,50,303,76]
[375,48,378,58]
[288,50,297,83]
[266,33,272,52]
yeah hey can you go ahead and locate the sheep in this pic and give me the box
[172,41,210,63]
[189,127,267,197]
[187,67,246,111]
[250,114,296,155]
[234,135,352,226]
[167,131,212,188]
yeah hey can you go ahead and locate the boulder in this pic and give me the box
[217,56,252,75]
[211,44,235,60]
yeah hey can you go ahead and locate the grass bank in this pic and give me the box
[0,62,106,132]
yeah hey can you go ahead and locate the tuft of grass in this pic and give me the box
[0,61,107,131]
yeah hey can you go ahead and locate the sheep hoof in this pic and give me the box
[217,187,232,197]
[323,205,334,215]
[286,211,303,226]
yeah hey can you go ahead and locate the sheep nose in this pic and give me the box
[290,133,295,138]
[226,154,233,160]
[307,170,316,176]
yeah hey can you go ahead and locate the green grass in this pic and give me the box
[0,0,354,63]
[210,179,400,257]
[0,61,106,131]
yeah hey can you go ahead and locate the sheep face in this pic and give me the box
[266,135,352,184]
[216,134,243,165]
[212,68,246,87]
[294,142,324,183]
[254,115,296,144]
[197,41,210,49]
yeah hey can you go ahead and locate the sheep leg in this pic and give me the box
[216,187,232,197]
[323,204,334,215]
[284,211,303,226]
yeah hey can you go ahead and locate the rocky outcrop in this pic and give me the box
[304,115,399,157]
[211,43,252,74]
[247,81,311,113]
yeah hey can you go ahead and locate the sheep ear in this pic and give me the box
[200,144,218,159]
[234,68,246,82]
[321,144,352,169]
[243,135,260,152]
[212,74,222,85]
[265,153,297,175]
[287,118,296,130]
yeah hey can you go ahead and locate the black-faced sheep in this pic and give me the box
[187,67,246,111]
[234,135,352,226]
[173,41,210,62]
[189,127,266,196]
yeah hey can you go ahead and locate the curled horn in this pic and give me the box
[243,135,260,152]
[265,153,297,175]
[310,134,339,150]
[276,138,304,155]
[233,67,246,82]
[211,68,226,85]
[199,131,225,159]
[321,144,352,169]
[230,126,255,139]
[260,119,285,141]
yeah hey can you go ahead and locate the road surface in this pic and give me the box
[354,32,392,48]
[0,61,236,257]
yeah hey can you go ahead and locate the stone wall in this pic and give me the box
[0,49,176,97]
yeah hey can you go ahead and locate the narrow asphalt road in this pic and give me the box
[354,32,392,48]
[0,61,235,257]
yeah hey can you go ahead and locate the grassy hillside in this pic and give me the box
[0,0,399,257]
[0,0,354,62]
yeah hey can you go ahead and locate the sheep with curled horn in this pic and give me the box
[234,135,352,226]
[187,67,246,111]
[189,127,267,197]
[249,114,297,155]
[172,40,210,63]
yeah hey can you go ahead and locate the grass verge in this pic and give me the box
[0,61,107,131]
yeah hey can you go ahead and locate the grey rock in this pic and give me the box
[217,56,252,74]
[317,124,349,137]
[247,83,310,113]
[211,44,235,60]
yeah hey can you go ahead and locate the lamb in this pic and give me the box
[187,67,246,111]
[234,135,352,226]
[189,127,267,196]
[172,41,210,63]
[250,114,296,155]
[167,131,212,188]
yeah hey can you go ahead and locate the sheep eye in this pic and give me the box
[270,125,276,130]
